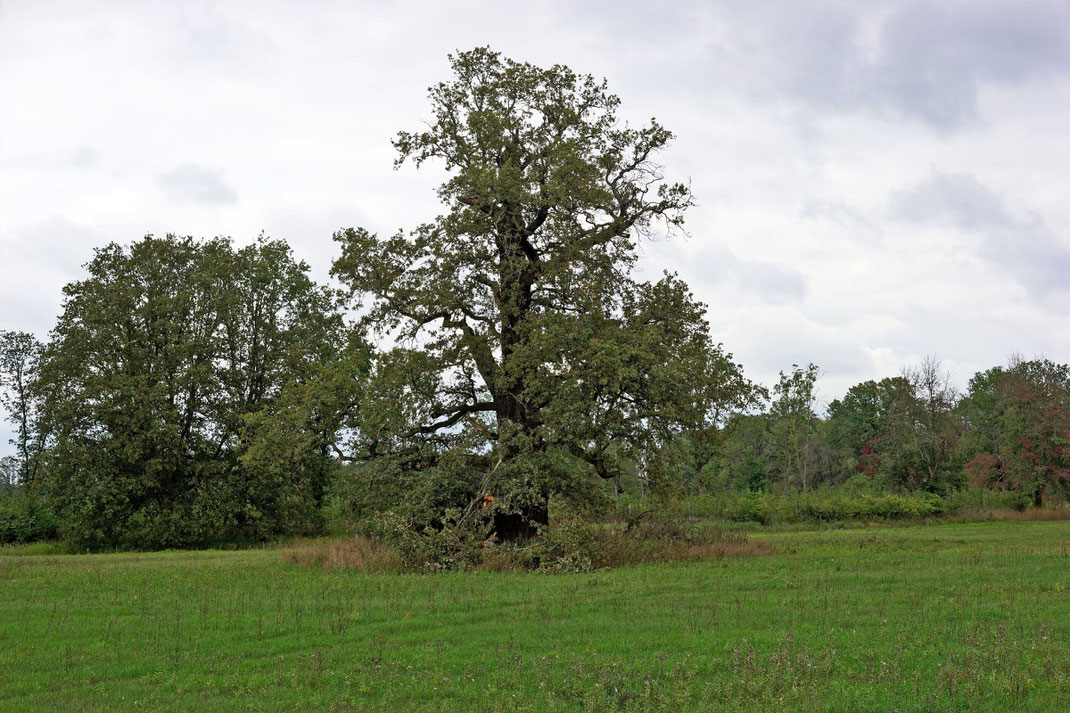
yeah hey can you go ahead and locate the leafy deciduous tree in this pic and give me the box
[0,330,44,483]
[770,364,820,492]
[884,356,962,491]
[959,357,1070,504]
[331,48,751,533]
[32,235,343,547]
[824,376,910,481]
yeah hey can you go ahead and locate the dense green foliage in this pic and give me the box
[958,358,1070,504]
[2,521,1068,711]
[25,235,347,548]
[329,47,754,532]
[615,484,1036,525]
[0,489,56,544]
[702,358,1070,506]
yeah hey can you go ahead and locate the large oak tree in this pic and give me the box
[332,48,751,533]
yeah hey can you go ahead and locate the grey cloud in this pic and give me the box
[800,199,881,241]
[751,3,866,112]
[158,164,238,205]
[564,0,700,42]
[0,217,102,334]
[732,314,875,381]
[869,0,1070,130]
[260,204,373,283]
[890,171,1013,230]
[698,247,809,305]
[66,145,98,169]
[891,171,1070,295]
[3,216,101,274]
[703,0,1070,131]
[173,3,282,75]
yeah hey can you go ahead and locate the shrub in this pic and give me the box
[284,510,773,574]
[727,491,769,523]
[797,491,942,521]
[615,487,960,525]
[356,510,491,573]
[517,514,772,573]
[0,491,58,544]
[943,488,1032,512]
[517,515,600,572]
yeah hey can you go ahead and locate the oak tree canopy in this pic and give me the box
[332,48,751,532]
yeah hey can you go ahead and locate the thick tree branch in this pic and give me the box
[409,400,497,435]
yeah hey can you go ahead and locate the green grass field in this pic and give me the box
[2,521,1068,712]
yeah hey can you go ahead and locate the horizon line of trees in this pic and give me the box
[3,244,1067,548]
[2,48,1068,550]
[673,357,1070,508]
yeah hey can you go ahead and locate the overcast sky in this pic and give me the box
[2,0,1069,454]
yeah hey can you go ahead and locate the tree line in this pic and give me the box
[678,357,1069,508]
[2,48,1067,549]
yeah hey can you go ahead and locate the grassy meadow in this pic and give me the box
[2,521,1068,712]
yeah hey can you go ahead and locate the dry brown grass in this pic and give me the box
[624,527,775,565]
[967,507,1070,521]
[475,548,524,573]
[284,523,775,574]
[282,536,404,573]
